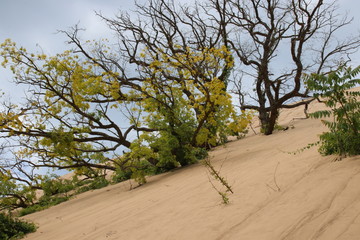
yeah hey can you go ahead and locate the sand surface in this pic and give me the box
[22,94,360,240]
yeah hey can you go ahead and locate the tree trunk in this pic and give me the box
[265,108,279,135]
[259,107,279,135]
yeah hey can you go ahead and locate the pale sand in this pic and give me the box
[22,92,360,240]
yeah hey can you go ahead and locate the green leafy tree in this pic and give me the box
[0,0,254,196]
[0,170,37,211]
[305,65,360,157]
[0,25,252,182]
[134,45,250,169]
[0,40,137,174]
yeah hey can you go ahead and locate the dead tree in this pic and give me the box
[210,0,360,134]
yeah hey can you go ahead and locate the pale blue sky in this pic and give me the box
[0,0,137,96]
[0,0,360,97]
[0,0,133,53]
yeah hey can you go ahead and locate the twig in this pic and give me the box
[266,162,281,192]
[203,157,233,194]
[249,122,257,135]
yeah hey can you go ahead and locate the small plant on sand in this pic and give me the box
[305,65,360,159]
[203,156,233,204]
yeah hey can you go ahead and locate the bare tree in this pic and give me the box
[0,0,242,180]
[86,0,239,160]
[210,0,360,134]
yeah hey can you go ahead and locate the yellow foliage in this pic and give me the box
[140,45,247,147]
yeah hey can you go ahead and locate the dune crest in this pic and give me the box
[23,95,360,240]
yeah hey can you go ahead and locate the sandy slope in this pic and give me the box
[22,97,360,240]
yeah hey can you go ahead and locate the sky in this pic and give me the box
[0,0,140,175]
[0,0,138,97]
[0,0,132,53]
[1,1,360,76]
[0,0,360,96]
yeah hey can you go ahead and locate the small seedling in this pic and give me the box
[203,156,233,204]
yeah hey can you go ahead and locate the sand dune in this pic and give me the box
[22,96,360,240]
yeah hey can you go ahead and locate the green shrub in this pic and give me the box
[0,213,36,239]
[17,175,78,216]
[41,176,76,197]
[18,205,44,217]
[111,169,133,183]
[76,177,109,194]
[305,65,360,158]
[18,196,70,217]
[18,176,110,216]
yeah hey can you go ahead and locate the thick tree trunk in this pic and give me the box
[258,107,279,135]
[265,108,279,135]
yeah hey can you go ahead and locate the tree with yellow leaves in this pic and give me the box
[0,0,253,212]
[132,45,251,169]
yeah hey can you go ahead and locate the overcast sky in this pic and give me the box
[0,0,134,53]
[0,0,138,96]
[1,0,360,97]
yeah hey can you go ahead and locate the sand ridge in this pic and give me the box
[22,95,360,240]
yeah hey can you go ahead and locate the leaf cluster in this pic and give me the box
[305,65,360,157]
[0,213,36,240]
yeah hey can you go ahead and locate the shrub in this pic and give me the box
[18,196,70,217]
[18,205,44,217]
[0,213,36,239]
[41,176,77,197]
[111,169,133,183]
[18,176,109,216]
[76,176,109,194]
[0,172,37,212]
[305,65,360,158]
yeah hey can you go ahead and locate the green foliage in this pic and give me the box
[135,46,252,170]
[305,65,360,157]
[18,176,110,216]
[0,171,36,211]
[75,176,110,194]
[18,196,69,217]
[0,213,36,239]
[111,169,133,183]
[287,141,320,155]
[16,175,79,216]
[40,175,77,197]
[18,205,44,217]
[0,39,251,188]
